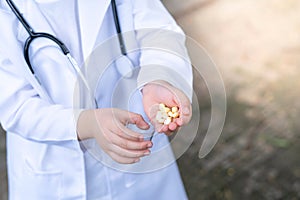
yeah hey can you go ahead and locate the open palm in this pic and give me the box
[142,81,192,135]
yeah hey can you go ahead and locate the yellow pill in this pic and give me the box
[172,112,179,118]
[171,106,178,113]
[165,107,171,113]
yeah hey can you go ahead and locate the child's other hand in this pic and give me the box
[77,108,152,164]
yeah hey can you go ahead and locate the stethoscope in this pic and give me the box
[6,0,134,92]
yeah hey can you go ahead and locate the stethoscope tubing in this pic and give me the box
[6,0,131,108]
[6,0,32,36]
[6,0,71,74]
[6,0,126,74]
[111,0,127,56]
[23,32,70,74]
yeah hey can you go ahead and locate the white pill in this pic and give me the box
[159,103,166,111]
[164,117,172,125]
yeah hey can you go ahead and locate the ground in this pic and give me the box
[163,0,300,199]
[1,0,300,199]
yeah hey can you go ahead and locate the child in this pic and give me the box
[0,0,193,199]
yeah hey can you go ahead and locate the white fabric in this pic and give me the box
[0,0,193,199]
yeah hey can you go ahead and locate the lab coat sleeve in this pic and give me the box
[132,0,193,101]
[0,49,81,146]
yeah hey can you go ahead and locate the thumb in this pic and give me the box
[126,111,150,130]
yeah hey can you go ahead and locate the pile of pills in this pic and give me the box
[156,103,180,125]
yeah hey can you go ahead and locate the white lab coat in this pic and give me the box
[0,0,193,199]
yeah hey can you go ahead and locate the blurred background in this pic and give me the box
[1,0,300,199]
[163,0,300,199]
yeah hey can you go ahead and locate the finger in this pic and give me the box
[114,123,144,141]
[172,90,192,125]
[108,151,141,164]
[182,103,192,123]
[154,123,165,133]
[110,144,151,159]
[150,124,176,136]
[110,133,153,150]
[165,132,173,136]
[155,124,169,135]
[162,123,178,136]
[126,112,149,129]
[158,122,179,136]
[168,122,178,131]
[180,104,192,125]
[163,129,173,136]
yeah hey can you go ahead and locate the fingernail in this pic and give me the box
[144,151,150,156]
[135,158,140,163]
[147,142,153,148]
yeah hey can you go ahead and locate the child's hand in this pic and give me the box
[142,80,192,136]
[77,108,152,164]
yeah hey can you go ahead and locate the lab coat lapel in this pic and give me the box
[77,0,111,60]
[15,0,78,105]
[16,0,57,45]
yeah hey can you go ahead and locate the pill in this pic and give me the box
[164,117,172,125]
[172,112,179,118]
[171,106,178,113]
[165,107,171,113]
[159,103,165,111]
[156,103,180,125]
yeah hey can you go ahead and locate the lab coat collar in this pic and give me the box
[17,0,111,62]
[16,0,62,49]
[77,0,111,60]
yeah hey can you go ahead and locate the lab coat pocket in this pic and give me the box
[21,159,62,200]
